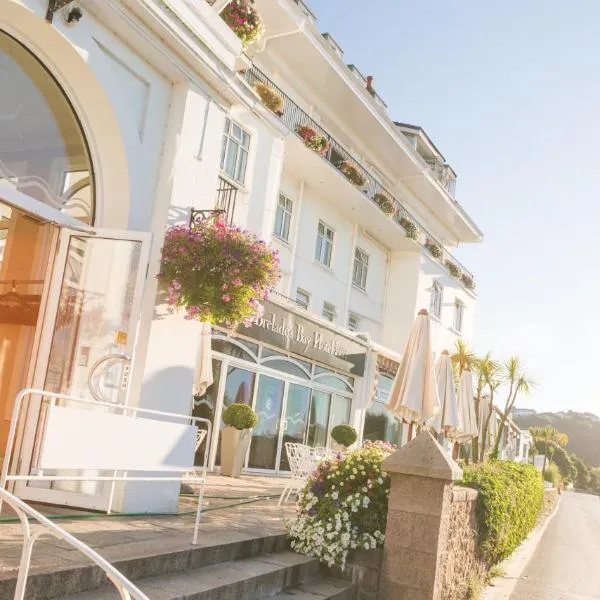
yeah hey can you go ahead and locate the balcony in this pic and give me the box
[242,64,475,289]
[424,158,457,197]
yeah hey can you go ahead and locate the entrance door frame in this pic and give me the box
[10,223,151,510]
[206,347,355,475]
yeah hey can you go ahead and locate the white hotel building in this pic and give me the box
[0,0,482,513]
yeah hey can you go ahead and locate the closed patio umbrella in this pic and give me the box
[449,368,478,443]
[386,309,440,426]
[193,322,213,396]
[432,350,461,435]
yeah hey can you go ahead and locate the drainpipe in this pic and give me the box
[379,249,391,342]
[286,180,304,296]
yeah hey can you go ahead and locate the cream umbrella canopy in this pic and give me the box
[193,321,213,396]
[432,350,461,435]
[386,309,440,426]
[449,368,478,443]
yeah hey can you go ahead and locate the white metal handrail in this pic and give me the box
[0,487,150,600]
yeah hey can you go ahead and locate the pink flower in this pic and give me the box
[231,278,243,286]
[222,294,231,303]
[222,283,229,291]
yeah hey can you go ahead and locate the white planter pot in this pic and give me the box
[220,426,252,478]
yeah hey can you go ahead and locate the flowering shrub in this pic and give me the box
[295,125,330,155]
[221,0,265,47]
[399,216,418,240]
[461,273,475,290]
[425,239,442,259]
[373,193,395,217]
[287,441,395,569]
[158,218,280,327]
[254,82,283,114]
[445,260,462,279]
[337,160,367,187]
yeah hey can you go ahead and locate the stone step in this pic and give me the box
[62,551,321,600]
[266,577,356,599]
[0,531,289,600]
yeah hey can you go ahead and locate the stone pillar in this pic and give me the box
[379,431,462,600]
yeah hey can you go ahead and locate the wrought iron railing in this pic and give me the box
[242,64,475,285]
[0,487,149,600]
[424,157,457,196]
[270,289,307,309]
[215,176,238,225]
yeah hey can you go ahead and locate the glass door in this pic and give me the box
[248,375,284,470]
[278,383,311,472]
[306,390,331,448]
[15,227,150,510]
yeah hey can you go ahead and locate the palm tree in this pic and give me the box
[491,357,535,458]
[451,339,476,378]
[477,355,501,460]
[530,426,567,471]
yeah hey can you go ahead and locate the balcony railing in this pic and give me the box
[424,157,457,197]
[242,64,475,286]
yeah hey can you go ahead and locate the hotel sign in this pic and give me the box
[239,301,366,376]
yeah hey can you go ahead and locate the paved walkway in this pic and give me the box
[0,474,295,577]
[510,492,600,599]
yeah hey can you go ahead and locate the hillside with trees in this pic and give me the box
[514,410,600,467]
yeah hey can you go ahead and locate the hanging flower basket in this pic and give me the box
[158,217,280,328]
[461,273,475,290]
[399,217,418,240]
[221,0,265,47]
[425,239,442,259]
[254,82,284,115]
[295,125,330,156]
[373,193,395,217]
[337,160,366,187]
[445,260,462,279]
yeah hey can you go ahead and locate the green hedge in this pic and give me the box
[460,461,544,565]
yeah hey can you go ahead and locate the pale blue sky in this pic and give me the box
[310,1,600,414]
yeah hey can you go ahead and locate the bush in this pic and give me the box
[399,217,418,240]
[254,82,283,114]
[221,0,264,46]
[461,273,475,290]
[222,403,257,430]
[425,239,442,259]
[373,193,395,217]
[445,260,462,279]
[287,441,394,569]
[544,462,564,491]
[295,125,330,155]
[461,461,544,565]
[331,425,358,447]
[337,160,367,187]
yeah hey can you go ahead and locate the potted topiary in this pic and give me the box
[337,160,367,187]
[295,125,330,156]
[254,82,284,115]
[330,424,358,453]
[399,217,418,240]
[373,193,395,217]
[220,403,258,478]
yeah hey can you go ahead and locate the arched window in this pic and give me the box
[0,31,95,224]
[430,281,443,318]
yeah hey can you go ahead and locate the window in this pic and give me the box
[295,288,310,309]
[315,221,334,267]
[220,118,250,183]
[322,301,337,322]
[430,281,443,318]
[352,248,369,290]
[274,194,293,241]
[454,299,465,333]
[348,312,361,332]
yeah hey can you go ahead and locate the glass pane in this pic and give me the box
[224,140,238,179]
[212,338,257,362]
[330,395,351,434]
[44,237,142,400]
[363,400,402,445]
[306,390,330,448]
[0,200,53,459]
[262,358,310,379]
[215,366,255,465]
[236,148,248,182]
[315,236,323,261]
[274,206,284,238]
[315,374,352,392]
[323,240,332,265]
[248,376,284,469]
[282,213,291,240]
[0,32,94,224]
[279,384,311,471]
[192,359,222,467]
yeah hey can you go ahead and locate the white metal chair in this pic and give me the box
[278,442,318,507]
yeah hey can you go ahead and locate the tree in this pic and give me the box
[551,446,577,484]
[475,354,501,461]
[492,357,535,458]
[530,425,567,472]
[589,468,600,495]
[572,455,591,490]
[451,339,477,378]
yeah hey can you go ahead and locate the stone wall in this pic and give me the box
[541,487,559,518]
[440,486,487,600]
[333,549,383,600]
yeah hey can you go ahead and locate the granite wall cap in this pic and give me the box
[382,431,463,481]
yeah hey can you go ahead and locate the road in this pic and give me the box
[511,492,600,599]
